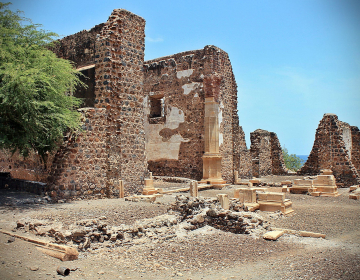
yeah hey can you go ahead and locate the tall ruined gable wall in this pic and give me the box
[216,48,240,183]
[143,45,239,183]
[22,9,147,199]
[299,114,360,187]
[93,9,147,194]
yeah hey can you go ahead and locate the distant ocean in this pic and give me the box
[297,155,308,163]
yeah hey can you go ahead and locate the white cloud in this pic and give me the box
[146,36,164,43]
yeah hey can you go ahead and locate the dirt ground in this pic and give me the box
[0,176,359,280]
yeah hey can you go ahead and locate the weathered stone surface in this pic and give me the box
[263,230,284,241]
[250,129,287,177]
[299,114,360,187]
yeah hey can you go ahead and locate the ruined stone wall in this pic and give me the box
[94,9,147,194]
[47,108,108,199]
[234,117,252,178]
[215,48,240,183]
[351,126,360,173]
[250,129,271,177]
[299,114,360,187]
[0,150,50,182]
[270,132,287,175]
[250,129,287,177]
[51,24,104,68]
[143,46,240,183]
[143,49,205,180]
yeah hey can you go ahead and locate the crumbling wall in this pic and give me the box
[250,129,271,177]
[47,108,108,199]
[93,9,147,194]
[250,129,287,177]
[0,150,50,182]
[235,117,252,178]
[270,132,287,175]
[350,126,360,173]
[299,113,360,187]
[143,46,240,183]
[51,24,104,68]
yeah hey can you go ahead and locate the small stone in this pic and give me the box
[98,270,105,275]
[30,266,39,271]
[8,237,15,243]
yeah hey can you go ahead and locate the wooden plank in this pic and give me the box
[0,230,79,261]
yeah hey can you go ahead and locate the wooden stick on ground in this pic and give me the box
[0,230,79,261]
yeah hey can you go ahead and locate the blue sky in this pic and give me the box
[9,0,360,155]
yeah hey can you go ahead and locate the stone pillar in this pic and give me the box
[234,171,239,183]
[200,97,226,184]
[217,194,229,210]
[190,180,198,197]
[117,180,124,198]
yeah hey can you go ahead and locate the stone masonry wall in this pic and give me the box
[234,116,252,178]
[270,132,287,175]
[299,113,360,187]
[51,24,104,68]
[0,150,50,182]
[351,126,360,173]
[94,9,147,194]
[250,129,271,177]
[250,129,287,177]
[143,45,241,183]
[47,108,108,199]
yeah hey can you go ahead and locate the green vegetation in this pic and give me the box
[0,2,84,168]
[282,148,304,171]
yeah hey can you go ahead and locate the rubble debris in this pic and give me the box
[12,195,273,251]
[263,230,284,241]
[349,186,360,200]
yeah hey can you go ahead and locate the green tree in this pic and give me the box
[0,2,84,168]
[282,147,304,171]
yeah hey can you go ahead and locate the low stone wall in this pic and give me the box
[0,173,47,195]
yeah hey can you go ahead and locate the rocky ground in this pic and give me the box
[0,176,359,279]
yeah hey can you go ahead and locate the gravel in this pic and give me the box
[0,177,359,279]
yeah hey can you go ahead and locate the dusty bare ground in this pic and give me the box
[0,176,359,280]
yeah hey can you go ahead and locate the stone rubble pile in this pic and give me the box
[14,195,271,251]
[170,195,270,234]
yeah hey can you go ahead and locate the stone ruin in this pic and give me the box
[0,8,293,199]
[298,113,360,187]
[250,129,288,177]
[13,195,271,251]
[291,169,340,197]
